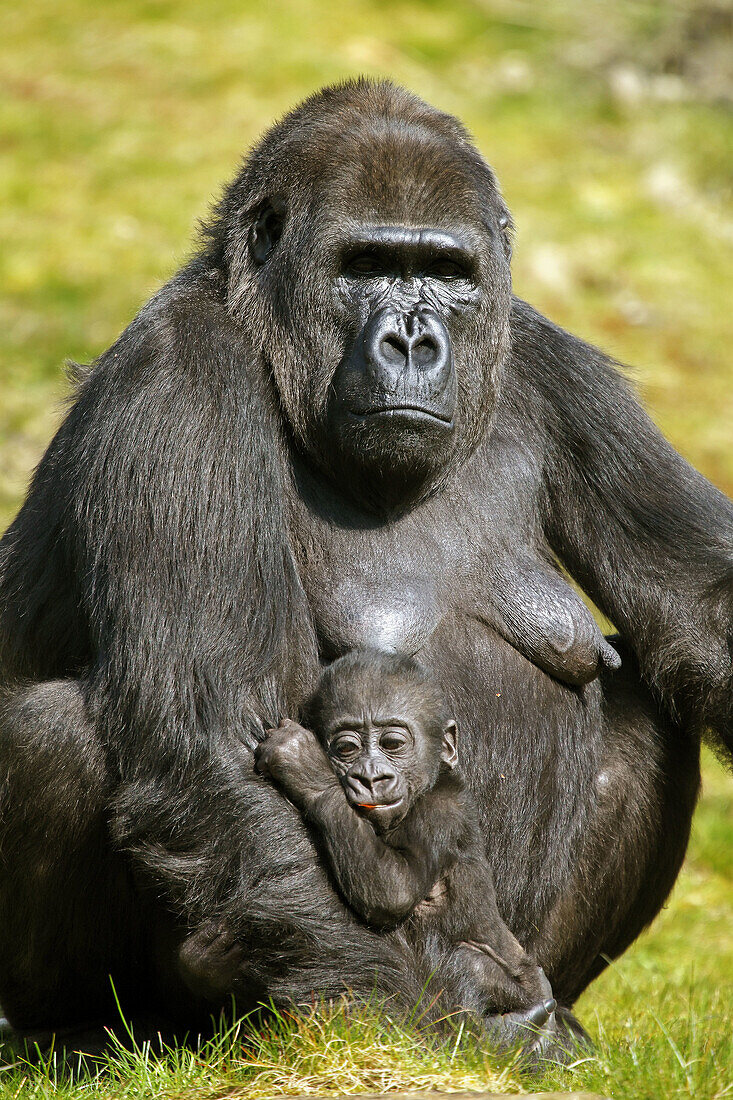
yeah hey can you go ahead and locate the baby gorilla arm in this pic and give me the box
[255,720,439,927]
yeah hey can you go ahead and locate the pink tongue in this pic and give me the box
[358,803,377,810]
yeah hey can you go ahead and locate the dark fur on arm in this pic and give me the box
[302,785,441,928]
[1,268,317,923]
[512,299,733,752]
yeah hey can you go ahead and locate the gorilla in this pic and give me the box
[181,648,558,1056]
[0,79,730,1047]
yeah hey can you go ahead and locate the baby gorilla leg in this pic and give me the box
[415,854,570,1062]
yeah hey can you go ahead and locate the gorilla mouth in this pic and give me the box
[350,406,453,425]
[354,797,404,813]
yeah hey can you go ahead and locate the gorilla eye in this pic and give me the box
[345,252,382,276]
[331,734,361,760]
[380,730,408,753]
[427,259,467,280]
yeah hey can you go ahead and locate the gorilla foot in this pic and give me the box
[485,999,594,1067]
[482,965,559,1065]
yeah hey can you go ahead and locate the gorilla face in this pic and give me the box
[323,224,478,504]
[225,82,513,510]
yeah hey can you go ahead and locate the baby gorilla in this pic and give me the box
[253,649,556,1030]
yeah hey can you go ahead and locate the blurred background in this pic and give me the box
[0,0,731,1065]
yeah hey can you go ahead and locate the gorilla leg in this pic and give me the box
[0,680,157,1029]
[527,644,700,1008]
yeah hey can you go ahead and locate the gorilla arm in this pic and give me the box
[45,273,317,920]
[1,276,432,1014]
[255,720,443,928]
[515,299,733,752]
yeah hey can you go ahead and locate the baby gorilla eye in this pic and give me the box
[380,729,409,753]
[330,733,361,760]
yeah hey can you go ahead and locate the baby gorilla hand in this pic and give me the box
[255,719,314,782]
[254,719,335,808]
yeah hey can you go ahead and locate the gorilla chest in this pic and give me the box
[290,466,533,667]
[291,504,466,660]
[307,567,441,659]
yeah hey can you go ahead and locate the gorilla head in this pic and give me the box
[302,648,458,832]
[208,80,513,509]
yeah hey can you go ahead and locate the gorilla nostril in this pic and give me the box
[380,335,408,366]
[412,338,437,367]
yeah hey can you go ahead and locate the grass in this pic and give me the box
[0,0,731,1096]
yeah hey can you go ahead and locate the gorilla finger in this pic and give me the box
[489,999,553,1042]
[254,751,272,777]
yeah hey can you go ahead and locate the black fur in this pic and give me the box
[0,79,730,1038]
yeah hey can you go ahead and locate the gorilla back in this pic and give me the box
[0,79,730,1036]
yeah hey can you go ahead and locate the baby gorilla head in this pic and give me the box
[302,649,458,830]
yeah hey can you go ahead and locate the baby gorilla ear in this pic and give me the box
[441,719,459,769]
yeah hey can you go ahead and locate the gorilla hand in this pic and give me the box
[178,921,244,1002]
[255,719,338,809]
[254,719,312,780]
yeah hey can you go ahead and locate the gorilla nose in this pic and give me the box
[346,767,399,804]
[364,307,452,398]
[380,330,438,371]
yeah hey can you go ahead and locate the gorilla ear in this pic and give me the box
[441,719,459,769]
[249,200,285,265]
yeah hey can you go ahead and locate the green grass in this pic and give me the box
[1,1,731,1097]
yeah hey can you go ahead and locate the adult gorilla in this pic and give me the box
[0,80,731,1043]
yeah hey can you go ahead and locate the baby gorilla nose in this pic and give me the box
[345,764,400,807]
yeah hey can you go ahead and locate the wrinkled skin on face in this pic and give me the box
[319,691,457,833]
[217,85,513,509]
[321,224,475,507]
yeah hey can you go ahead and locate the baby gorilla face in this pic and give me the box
[307,650,459,831]
[325,720,418,829]
[322,693,457,831]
